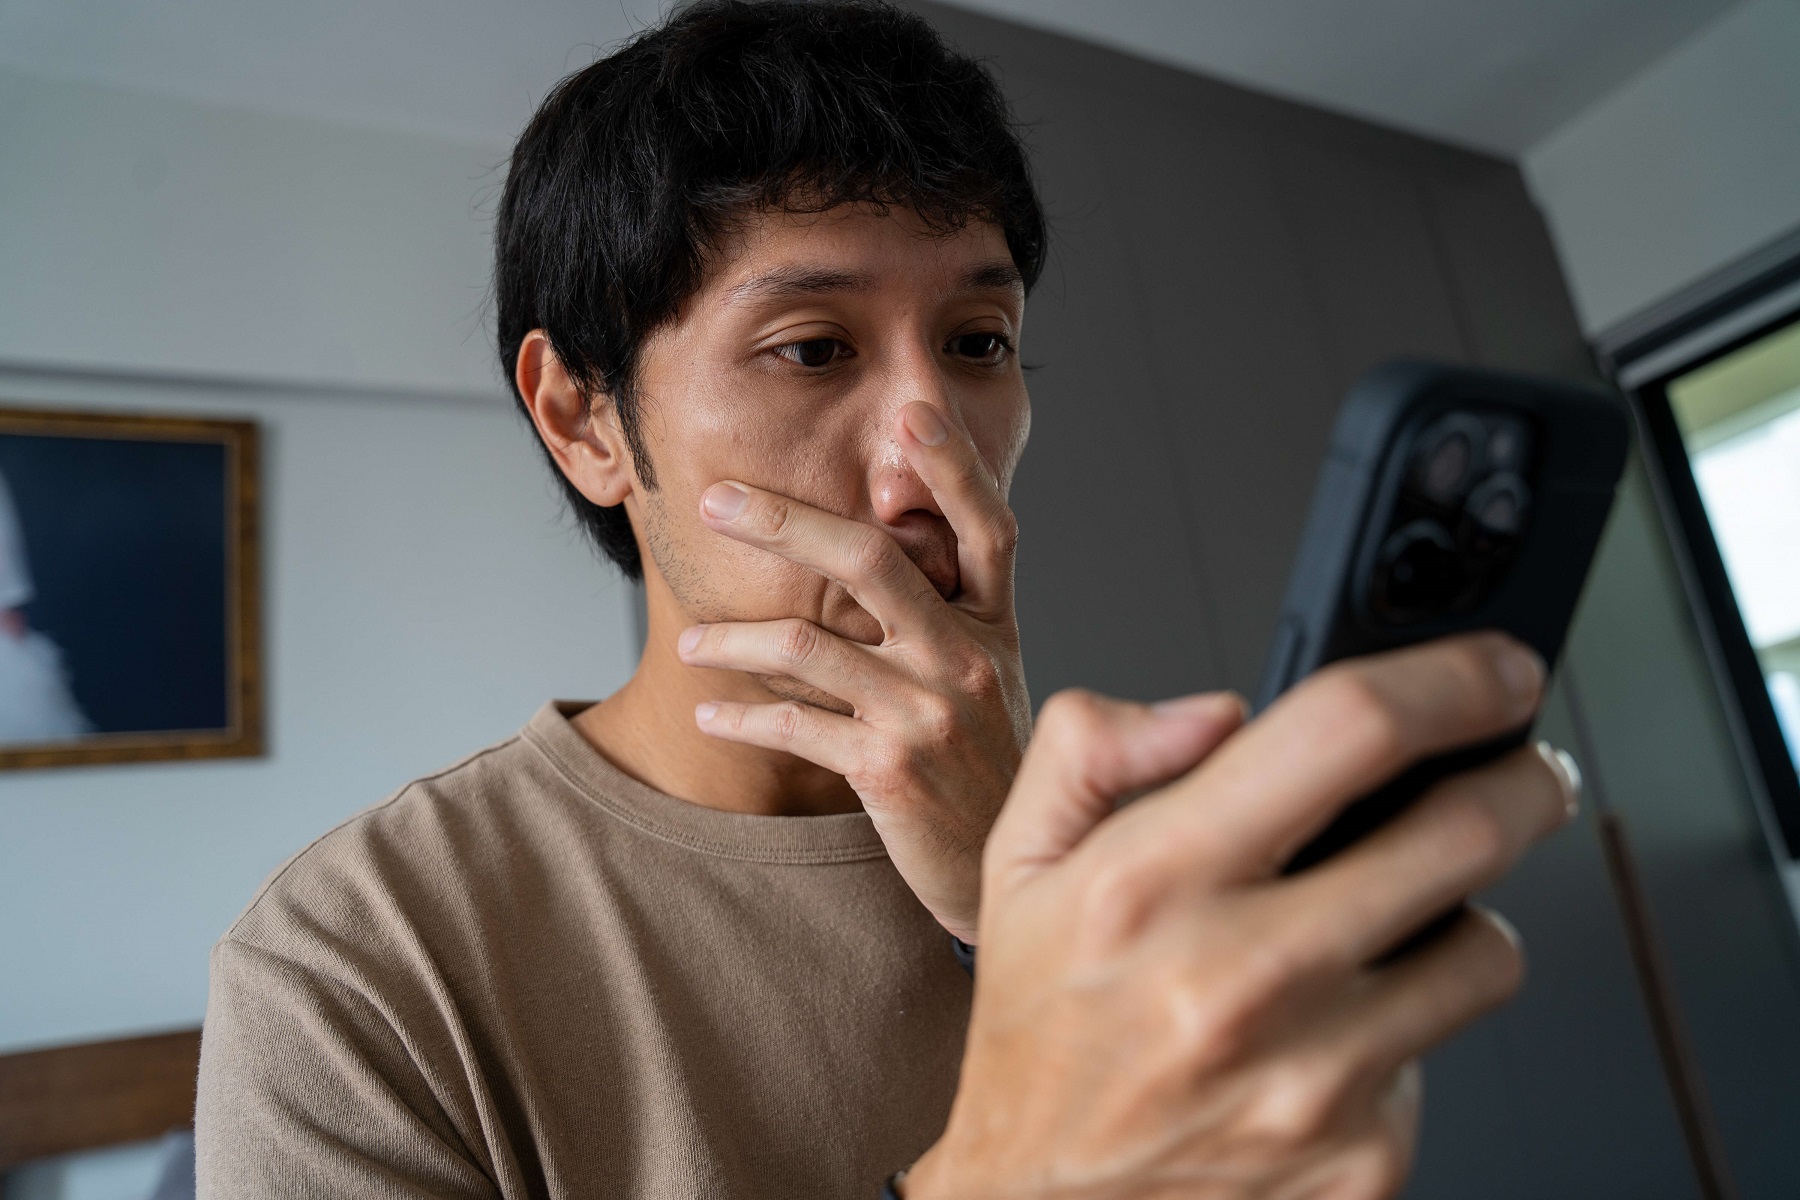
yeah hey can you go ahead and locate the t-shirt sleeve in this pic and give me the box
[196,937,499,1200]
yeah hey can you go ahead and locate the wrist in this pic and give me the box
[894,1143,951,1200]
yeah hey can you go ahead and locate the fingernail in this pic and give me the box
[678,626,704,656]
[1496,642,1546,707]
[695,701,719,723]
[1482,906,1524,952]
[1536,740,1583,819]
[903,405,948,446]
[702,483,749,521]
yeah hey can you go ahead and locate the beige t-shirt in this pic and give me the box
[196,702,973,1199]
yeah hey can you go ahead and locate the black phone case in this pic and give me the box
[1257,360,1630,872]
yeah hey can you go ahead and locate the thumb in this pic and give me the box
[986,689,1246,894]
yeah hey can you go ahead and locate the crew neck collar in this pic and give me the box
[521,701,889,866]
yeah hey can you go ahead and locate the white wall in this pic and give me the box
[1523,0,1800,335]
[0,66,503,396]
[0,72,638,1054]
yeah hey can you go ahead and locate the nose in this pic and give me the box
[868,345,953,529]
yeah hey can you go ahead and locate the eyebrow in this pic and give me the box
[727,267,873,304]
[962,261,1025,294]
[724,259,1025,305]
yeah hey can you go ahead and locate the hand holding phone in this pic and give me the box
[1259,360,1629,871]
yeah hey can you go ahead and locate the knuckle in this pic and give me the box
[1074,860,1155,952]
[1239,920,1333,1003]
[918,693,961,742]
[1036,688,1108,745]
[848,529,902,584]
[775,619,820,667]
[1428,792,1512,877]
[1447,637,1510,713]
[1308,669,1404,766]
[856,745,907,797]
[1440,633,1536,726]
[1247,1056,1352,1147]
[1166,976,1260,1076]
[951,648,1004,703]
[693,624,726,658]
[988,506,1021,556]
[1436,634,1493,684]
[752,495,795,540]
[770,701,808,744]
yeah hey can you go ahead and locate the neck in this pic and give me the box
[571,569,860,818]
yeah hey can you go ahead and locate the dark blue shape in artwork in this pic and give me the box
[0,433,230,735]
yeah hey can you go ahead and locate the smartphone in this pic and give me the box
[1257,359,1630,873]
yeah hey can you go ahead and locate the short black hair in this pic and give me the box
[494,0,1047,578]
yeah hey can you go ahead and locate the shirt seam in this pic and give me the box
[222,736,525,939]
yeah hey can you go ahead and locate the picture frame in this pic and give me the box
[0,406,262,770]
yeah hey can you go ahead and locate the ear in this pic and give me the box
[515,329,636,508]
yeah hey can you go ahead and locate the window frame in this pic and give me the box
[1602,232,1800,859]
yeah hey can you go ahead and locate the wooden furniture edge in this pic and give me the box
[0,1028,202,1171]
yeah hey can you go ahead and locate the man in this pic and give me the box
[196,3,1580,1197]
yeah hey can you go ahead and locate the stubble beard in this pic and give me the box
[641,494,858,718]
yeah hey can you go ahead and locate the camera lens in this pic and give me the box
[1484,419,1530,472]
[1371,519,1464,622]
[1462,472,1530,562]
[1421,434,1471,503]
[1467,473,1528,535]
[1410,415,1486,506]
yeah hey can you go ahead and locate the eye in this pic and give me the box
[774,337,851,369]
[947,331,1013,363]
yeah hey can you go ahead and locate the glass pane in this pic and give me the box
[1668,317,1800,769]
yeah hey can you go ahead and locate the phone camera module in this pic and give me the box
[1365,409,1539,628]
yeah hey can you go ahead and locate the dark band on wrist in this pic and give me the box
[950,935,976,977]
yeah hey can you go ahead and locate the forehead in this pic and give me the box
[699,204,1022,305]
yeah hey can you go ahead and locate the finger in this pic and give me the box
[693,698,861,776]
[1270,742,1579,968]
[897,402,1018,617]
[1325,907,1526,1072]
[700,481,937,637]
[678,620,893,713]
[1116,633,1546,883]
[986,689,1247,892]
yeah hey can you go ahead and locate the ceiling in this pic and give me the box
[948,0,1741,154]
[0,0,1742,156]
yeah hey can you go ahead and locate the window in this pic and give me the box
[1610,236,1800,858]
[1668,319,1800,764]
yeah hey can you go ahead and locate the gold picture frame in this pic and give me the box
[0,406,262,770]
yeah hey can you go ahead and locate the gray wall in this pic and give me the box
[918,4,1800,1196]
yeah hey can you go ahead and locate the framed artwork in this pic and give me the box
[0,406,262,769]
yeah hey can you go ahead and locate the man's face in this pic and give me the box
[624,204,1030,677]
